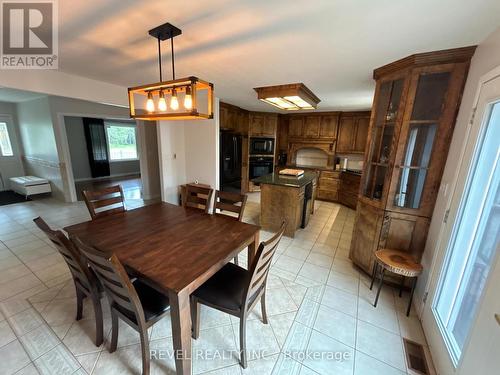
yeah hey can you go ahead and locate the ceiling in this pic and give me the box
[57,0,500,112]
[0,88,46,103]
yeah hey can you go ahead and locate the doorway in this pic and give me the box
[422,68,500,374]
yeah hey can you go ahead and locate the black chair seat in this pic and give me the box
[193,263,250,312]
[116,279,170,322]
[134,280,170,321]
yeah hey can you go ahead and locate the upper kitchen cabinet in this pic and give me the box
[249,112,277,137]
[220,102,248,134]
[287,113,340,140]
[336,112,371,154]
[288,116,304,137]
[351,47,476,274]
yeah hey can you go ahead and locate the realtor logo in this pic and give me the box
[1,0,58,69]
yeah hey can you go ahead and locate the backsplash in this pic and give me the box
[296,148,328,167]
[337,154,364,170]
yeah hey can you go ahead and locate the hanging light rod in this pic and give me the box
[128,22,214,121]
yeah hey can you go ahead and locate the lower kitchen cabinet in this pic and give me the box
[317,170,340,201]
[339,172,361,209]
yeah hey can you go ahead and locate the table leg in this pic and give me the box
[247,231,260,268]
[169,289,192,375]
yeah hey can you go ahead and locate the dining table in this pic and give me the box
[64,202,260,375]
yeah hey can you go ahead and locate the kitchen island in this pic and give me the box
[252,171,318,237]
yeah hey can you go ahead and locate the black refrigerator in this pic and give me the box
[220,132,242,192]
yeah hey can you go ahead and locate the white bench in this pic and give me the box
[9,176,52,199]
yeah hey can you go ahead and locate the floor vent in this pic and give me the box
[403,338,429,375]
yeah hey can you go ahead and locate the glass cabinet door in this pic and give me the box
[393,71,451,209]
[363,78,404,200]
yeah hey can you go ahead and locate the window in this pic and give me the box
[432,101,500,365]
[105,122,138,161]
[0,122,14,156]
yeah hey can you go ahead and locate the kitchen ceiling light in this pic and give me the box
[254,83,320,111]
[128,22,214,120]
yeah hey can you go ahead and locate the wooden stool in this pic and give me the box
[369,249,423,316]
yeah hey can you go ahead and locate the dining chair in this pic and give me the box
[182,184,214,213]
[213,190,248,265]
[191,221,286,368]
[33,217,104,346]
[72,236,170,375]
[82,185,126,220]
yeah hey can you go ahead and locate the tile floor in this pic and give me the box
[0,193,435,375]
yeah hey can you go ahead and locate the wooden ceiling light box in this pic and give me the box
[128,22,214,121]
[254,83,320,110]
[128,76,214,120]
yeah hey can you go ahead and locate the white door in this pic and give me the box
[422,69,500,374]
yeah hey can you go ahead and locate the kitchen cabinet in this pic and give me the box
[320,115,339,138]
[220,102,248,134]
[317,170,340,201]
[339,172,361,209]
[288,116,304,137]
[287,113,340,140]
[336,112,370,154]
[303,116,320,137]
[249,113,277,136]
[349,47,475,274]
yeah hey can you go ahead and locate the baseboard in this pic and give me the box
[74,173,141,183]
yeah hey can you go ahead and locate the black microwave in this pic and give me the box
[250,137,274,155]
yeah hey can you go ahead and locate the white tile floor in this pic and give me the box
[0,194,435,375]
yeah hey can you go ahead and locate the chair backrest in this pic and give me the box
[243,221,286,312]
[182,184,213,213]
[82,185,125,220]
[71,236,147,326]
[33,217,98,295]
[213,190,247,221]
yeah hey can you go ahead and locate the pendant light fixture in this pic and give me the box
[128,22,214,120]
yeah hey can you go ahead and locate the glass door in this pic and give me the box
[391,71,451,211]
[363,78,404,201]
[432,100,499,365]
[420,69,500,375]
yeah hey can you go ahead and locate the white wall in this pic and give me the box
[158,99,219,204]
[0,102,25,190]
[417,27,500,314]
[157,121,187,204]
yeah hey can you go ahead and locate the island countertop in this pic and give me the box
[252,171,318,188]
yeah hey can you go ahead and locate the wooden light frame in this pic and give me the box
[254,83,320,110]
[128,76,214,120]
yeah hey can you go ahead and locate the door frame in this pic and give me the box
[53,112,139,202]
[421,64,500,374]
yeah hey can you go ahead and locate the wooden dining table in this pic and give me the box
[64,202,260,375]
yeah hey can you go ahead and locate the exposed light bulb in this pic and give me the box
[158,90,167,111]
[171,89,179,110]
[146,92,155,112]
[184,94,192,109]
[184,86,192,109]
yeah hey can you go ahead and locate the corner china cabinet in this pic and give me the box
[349,47,476,275]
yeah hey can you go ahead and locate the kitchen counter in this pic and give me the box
[252,171,318,188]
[252,172,318,237]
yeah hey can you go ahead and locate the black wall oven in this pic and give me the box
[249,156,274,179]
[250,137,274,155]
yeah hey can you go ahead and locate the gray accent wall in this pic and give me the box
[64,116,140,181]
